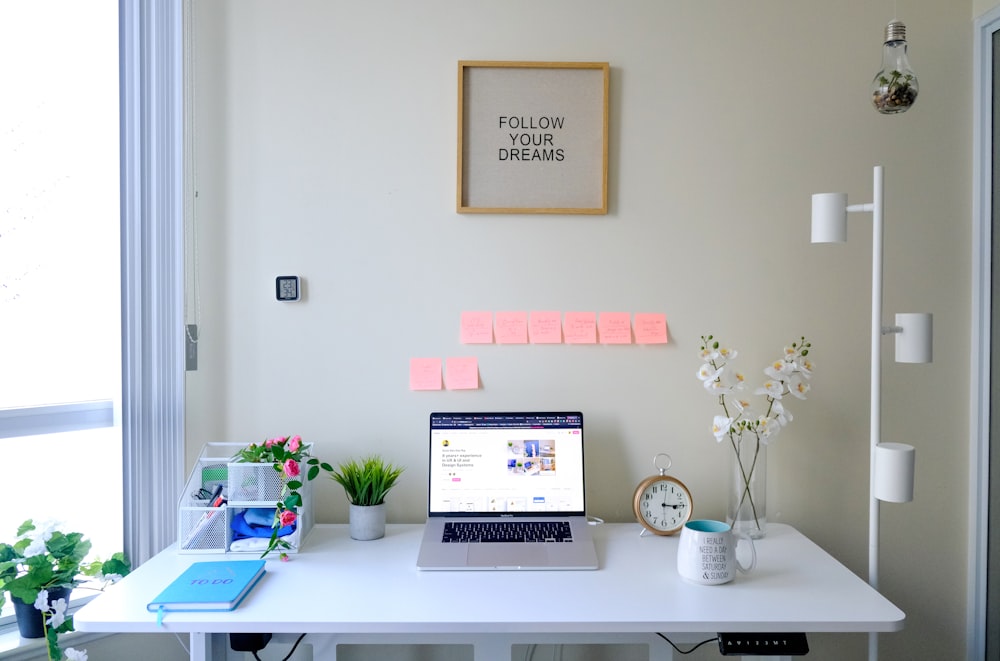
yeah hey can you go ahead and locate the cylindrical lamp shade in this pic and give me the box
[873,442,915,503]
[811,193,848,243]
[895,313,933,363]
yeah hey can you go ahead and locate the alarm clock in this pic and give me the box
[632,453,693,536]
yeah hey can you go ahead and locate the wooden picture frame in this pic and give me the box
[457,61,609,215]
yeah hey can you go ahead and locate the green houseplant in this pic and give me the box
[328,455,404,540]
[0,519,130,661]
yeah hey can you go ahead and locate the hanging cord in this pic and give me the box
[656,633,719,655]
[183,0,201,346]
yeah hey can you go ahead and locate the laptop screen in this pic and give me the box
[428,412,586,517]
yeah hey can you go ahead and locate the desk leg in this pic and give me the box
[186,632,233,661]
[472,637,510,661]
[189,632,209,661]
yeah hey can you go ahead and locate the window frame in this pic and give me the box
[0,2,185,649]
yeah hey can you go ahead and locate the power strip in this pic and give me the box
[717,632,809,656]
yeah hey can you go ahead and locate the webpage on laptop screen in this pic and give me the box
[429,413,584,514]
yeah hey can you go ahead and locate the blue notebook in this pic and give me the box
[147,560,266,619]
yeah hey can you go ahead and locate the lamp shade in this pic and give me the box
[873,442,915,503]
[895,313,933,364]
[811,193,848,243]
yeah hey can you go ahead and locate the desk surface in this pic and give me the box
[75,523,904,636]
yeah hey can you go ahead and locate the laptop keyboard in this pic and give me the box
[442,521,573,543]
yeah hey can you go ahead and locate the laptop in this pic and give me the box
[416,411,598,570]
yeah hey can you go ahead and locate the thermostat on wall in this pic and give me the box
[275,275,300,301]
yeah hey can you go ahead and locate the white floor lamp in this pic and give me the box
[811,165,930,661]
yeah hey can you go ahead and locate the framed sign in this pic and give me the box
[457,61,609,215]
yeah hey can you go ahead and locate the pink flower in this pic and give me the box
[264,437,277,449]
[288,435,301,453]
[283,458,300,478]
[279,553,290,562]
[279,509,297,527]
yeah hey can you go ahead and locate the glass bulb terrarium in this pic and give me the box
[871,20,918,114]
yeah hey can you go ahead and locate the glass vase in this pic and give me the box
[728,435,767,539]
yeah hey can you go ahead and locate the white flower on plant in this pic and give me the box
[697,364,721,382]
[20,520,56,558]
[754,379,785,399]
[771,400,793,426]
[712,416,733,442]
[765,363,794,381]
[788,376,810,399]
[32,590,68,629]
[756,415,780,442]
[731,398,753,415]
[49,597,68,629]
[65,648,88,661]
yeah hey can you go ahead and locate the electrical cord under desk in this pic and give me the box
[657,633,719,655]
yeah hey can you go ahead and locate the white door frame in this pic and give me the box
[970,7,1000,661]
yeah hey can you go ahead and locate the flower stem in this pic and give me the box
[730,433,762,533]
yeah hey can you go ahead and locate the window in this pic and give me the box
[0,1,122,559]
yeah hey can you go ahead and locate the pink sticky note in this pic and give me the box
[598,312,632,344]
[409,357,442,391]
[460,311,494,344]
[634,313,669,344]
[563,311,597,344]
[529,311,563,344]
[445,356,479,390]
[495,311,528,344]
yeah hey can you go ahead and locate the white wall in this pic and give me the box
[185,2,972,660]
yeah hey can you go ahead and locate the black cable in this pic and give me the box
[656,632,719,655]
[280,633,308,661]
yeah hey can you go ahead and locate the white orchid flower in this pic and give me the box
[732,371,747,389]
[754,379,784,399]
[772,401,793,426]
[712,416,733,442]
[717,346,738,361]
[697,364,721,382]
[731,398,753,415]
[756,415,780,443]
[788,376,811,399]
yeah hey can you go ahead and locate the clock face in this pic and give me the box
[633,475,692,535]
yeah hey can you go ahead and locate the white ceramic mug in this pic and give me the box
[677,519,757,585]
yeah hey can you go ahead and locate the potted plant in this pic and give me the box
[328,455,404,540]
[231,435,332,560]
[0,519,130,661]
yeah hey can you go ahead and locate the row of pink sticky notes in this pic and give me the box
[410,357,479,391]
[460,311,668,345]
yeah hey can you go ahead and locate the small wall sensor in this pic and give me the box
[275,275,300,301]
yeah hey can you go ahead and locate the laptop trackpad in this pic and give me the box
[467,544,548,568]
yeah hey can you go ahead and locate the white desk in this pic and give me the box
[74,523,904,661]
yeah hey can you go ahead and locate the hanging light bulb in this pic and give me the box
[871,20,918,114]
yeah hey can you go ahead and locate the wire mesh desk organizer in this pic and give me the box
[178,443,314,554]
